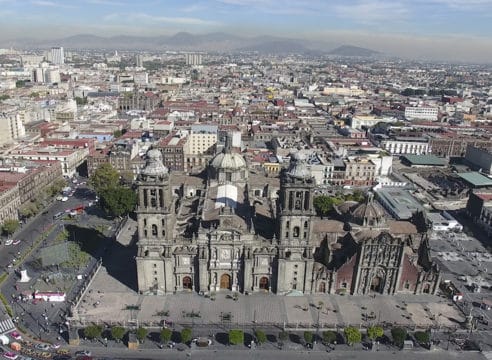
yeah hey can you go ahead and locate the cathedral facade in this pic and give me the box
[135,146,440,296]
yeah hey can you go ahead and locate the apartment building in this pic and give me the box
[344,157,376,186]
[404,106,439,121]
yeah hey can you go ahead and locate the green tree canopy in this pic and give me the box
[111,326,126,342]
[180,328,192,344]
[278,331,288,342]
[254,330,267,345]
[303,331,313,345]
[136,327,148,343]
[228,329,244,345]
[160,328,172,344]
[344,326,361,345]
[391,327,407,347]
[84,325,103,340]
[414,331,429,344]
[322,330,337,344]
[367,326,384,341]
[313,195,343,216]
[113,129,123,138]
[99,186,137,218]
[2,219,19,235]
[89,163,120,194]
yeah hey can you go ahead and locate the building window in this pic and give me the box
[153,264,157,268]
[293,226,300,238]
[152,224,158,237]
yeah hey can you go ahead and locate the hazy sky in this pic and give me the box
[1,0,492,62]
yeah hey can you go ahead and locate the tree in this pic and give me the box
[278,331,288,343]
[75,96,88,105]
[313,195,343,216]
[344,326,361,345]
[391,327,407,347]
[303,331,313,345]
[136,327,148,343]
[99,186,137,218]
[111,326,126,342]
[254,330,267,345]
[367,326,384,341]
[160,328,172,344]
[322,330,337,344]
[2,219,19,236]
[180,328,192,344]
[228,329,244,345]
[15,80,25,88]
[89,163,120,194]
[84,325,103,340]
[414,331,430,345]
[113,129,123,138]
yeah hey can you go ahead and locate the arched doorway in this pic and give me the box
[220,274,231,290]
[370,276,383,293]
[183,276,192,290]
[259,277,269,291]
[422,283,430,294]
[318,282,326,293]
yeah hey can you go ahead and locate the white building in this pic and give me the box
[0,108,26,146]
[380,137,430,155]
[404,106,438,121]
[50,47,64,65]
[185,53,202,66]
[350,115,396,129]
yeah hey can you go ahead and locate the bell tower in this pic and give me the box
[276,152,315,294]
[135,149,175,294]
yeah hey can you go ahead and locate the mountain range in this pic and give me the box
[0,32,380,57]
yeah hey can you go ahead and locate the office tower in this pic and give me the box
[51,47,64,65]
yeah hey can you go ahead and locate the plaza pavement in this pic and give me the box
[70,218,465,330]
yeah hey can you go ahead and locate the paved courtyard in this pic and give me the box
[69,220,466,330]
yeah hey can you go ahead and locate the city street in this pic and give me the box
[0,179,116,343]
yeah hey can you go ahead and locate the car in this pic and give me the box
[56,196,63,201]
[61,197,68,202]
[50,344,61,349]
[3,352,18,360]
[9,331,21,340]
[74,351,91,357]
[35,343,50,351]
[53,355,71,360]
[4,239,13,246]
[12,239,20,246]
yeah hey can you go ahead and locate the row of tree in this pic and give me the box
[83,324,429,348]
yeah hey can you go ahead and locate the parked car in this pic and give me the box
[9,331,21,340]
[35,343,50,351]
[3,352,18,360]
[12,239,20,246]
[61,197,68,202]
[53,355,71,360]
[74,351,91,357]
[4,239,13,246]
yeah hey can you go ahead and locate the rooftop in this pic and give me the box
[457,172,492,188]
[402,154,447,166]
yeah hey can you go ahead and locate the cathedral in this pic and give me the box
[135,142,440,296]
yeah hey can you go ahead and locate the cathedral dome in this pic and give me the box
[210,151,247,171]
[286,152,311,179]
[335,200,359,215]
[351,195,385,226]
[141,148,169,177]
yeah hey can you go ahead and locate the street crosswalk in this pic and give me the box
[0,318,15,334]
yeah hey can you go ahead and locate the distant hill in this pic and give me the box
[0,32,380,56]
[328,45,379,57]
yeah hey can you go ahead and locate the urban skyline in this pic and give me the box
[0,0,492,62]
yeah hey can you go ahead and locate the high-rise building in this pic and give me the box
[51,47,64,65]
[185,53,202,66]
[136,54,144,68]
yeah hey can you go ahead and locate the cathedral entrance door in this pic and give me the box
[183,276,192,290]
[220,274,231,290]
[259,277,269,291]
[318,282,326,293]
[370,276,383,293]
